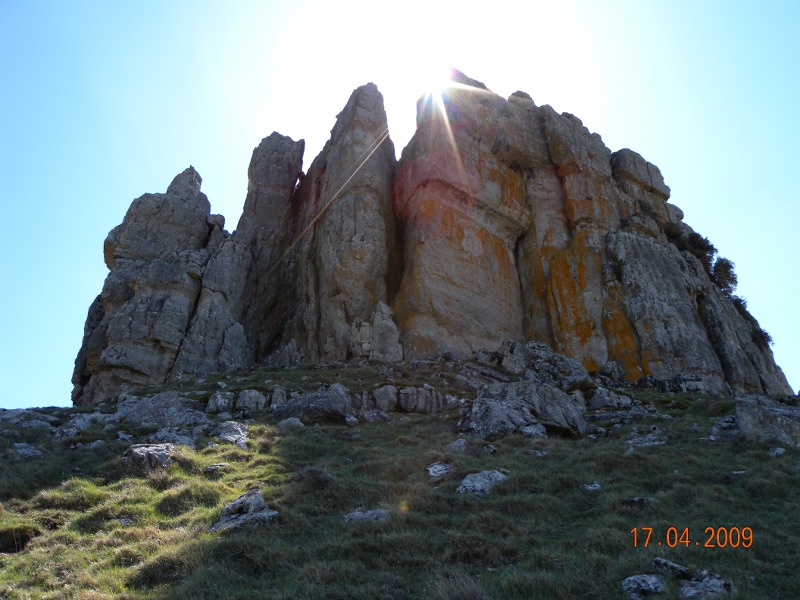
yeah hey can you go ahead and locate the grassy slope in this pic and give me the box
[1,368,798,599]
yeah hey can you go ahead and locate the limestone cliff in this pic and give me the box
[72,72,792,404]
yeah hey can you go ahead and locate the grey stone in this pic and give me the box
[627,426,668,447]
[270,387,287,407]
[580,481,602,491]
[707,415,738,441]
[277,417,305,432]
[652,558,736,598]
[72,74,793,409]
[653,558,691,578]
[679,570,737,598]
[447,438,467,452]
[768,447,786,457]
[736,395,800,449]
[211,421,248,449]
[350,302,404,362]
[589,387,632,411]
[372,385,398,412]
[149,427,195,448]
[56,411,118,439]
[13,443,43,461]
[206,391,234,414]
[458,379,587,440]
[520,423,547,438]
[398,386,444,414]
[342,509,391,524]
[236,390,268,414]
[359,409,389,423]
[210,489,279,532]
[203,463,230,475]
[122,443,175,473]
[426,461,453,480]
[116,392,207,428]
[456,470,508,496]
[621,574,666,600]
[500,341,591,392]
[271,383,355,423]
[72,167,240,405]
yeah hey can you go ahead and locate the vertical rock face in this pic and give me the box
[393,84,533,357]
[73,73,792,404]
[72,167,227,404]
[275,83,400,363]
[390,73,790,396]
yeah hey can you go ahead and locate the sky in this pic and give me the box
[1,0,797,409]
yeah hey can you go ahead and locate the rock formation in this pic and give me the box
[73,71,792,405]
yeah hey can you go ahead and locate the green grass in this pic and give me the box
[1,386,798,599]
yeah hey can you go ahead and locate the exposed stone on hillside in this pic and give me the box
[277,83,400,364]
[458,380,587,440]
[73,72,792,404]
[737,396,800,448]
[72,167,222,404]
[210,489,280,532]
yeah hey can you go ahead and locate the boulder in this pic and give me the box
[148,428,195,448]
[235,389,268,413]
[500,341,591,392]
[458,380,587,440]
[626,426,668,447]
[210,489,279,532]
[372,385,398,412]
[398,386,444,414]
[342,509,391,524]
[271,383,355,423]
[277,417,305,432]
[653,558,737,598]
[122,443,175,473]
[270,387,287,407]
[588,387,632,411]
[426,461,453,480]
[736,396,800,448]
[13,443,43,461]
[206,391,234,414]
[359,409,390,424]
[621,574,665,600]
[115,392,207,428]
[456,470,508,496]
[210,421,249,449]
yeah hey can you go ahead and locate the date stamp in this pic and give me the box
[630,526,753,548]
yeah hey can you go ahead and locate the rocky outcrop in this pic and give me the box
[73,71,792,405]
[458,380,588,440]
[737,396,800,448]
[72,167,232,404]
[275,83,400,364]
[210,489,280,533]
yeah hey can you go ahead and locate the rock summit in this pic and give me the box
[73,71,792,405]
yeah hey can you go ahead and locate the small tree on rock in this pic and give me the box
[711,257,738,297]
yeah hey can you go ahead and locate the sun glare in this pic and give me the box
[418,65,455,98]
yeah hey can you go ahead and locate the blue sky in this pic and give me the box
[1,0,797,409]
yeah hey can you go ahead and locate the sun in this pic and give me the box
[416,64,456,99]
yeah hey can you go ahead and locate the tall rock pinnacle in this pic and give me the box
[72,74,792,404]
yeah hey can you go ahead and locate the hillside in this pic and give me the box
[3,353,799,599]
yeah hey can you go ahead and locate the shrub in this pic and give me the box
[752,327,774,349]
[665,227,717,275]
[711,256,738,296]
